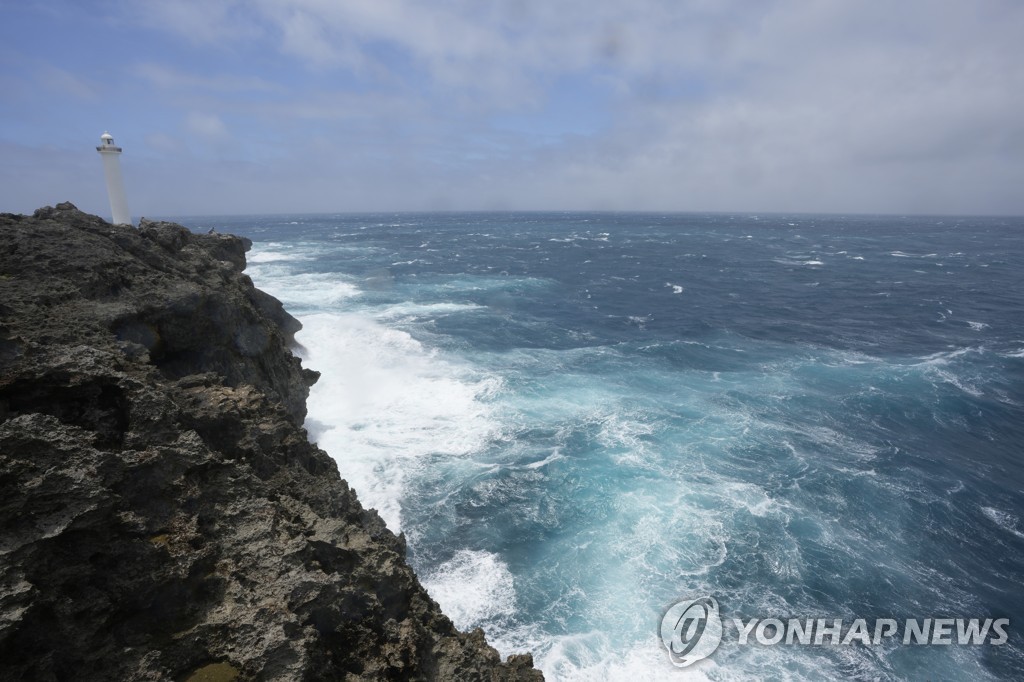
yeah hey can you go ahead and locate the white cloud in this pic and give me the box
[134,63,280,93]
[14,0,1022,215]
[185,112,228,139]
[38,66,98,100]
[144,132,182,154]
[124,0,263,44]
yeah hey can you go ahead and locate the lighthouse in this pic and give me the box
[96,132,131,226]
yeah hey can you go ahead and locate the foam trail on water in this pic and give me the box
[524,634,714,682]
[246,267,362,309]
[249,242,523,655]
[294,312,500,530]
[421,550,517,630]
[247,250,311,263]
[373,301,484,321]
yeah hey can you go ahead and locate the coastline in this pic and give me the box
[0,203,542,680]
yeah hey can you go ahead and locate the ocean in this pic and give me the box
[173,212,1024,680]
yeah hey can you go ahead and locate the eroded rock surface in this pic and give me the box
[0,203,542,681]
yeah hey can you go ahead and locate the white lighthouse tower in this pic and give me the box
[96,132,131,226]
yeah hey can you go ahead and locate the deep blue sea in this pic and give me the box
[174,212,1024,680]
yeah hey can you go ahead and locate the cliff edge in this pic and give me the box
[0,203,542,681]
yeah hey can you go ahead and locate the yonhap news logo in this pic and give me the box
[660,596,1010,669]
[659,597,724,667]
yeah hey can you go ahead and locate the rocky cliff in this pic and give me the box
[0,203,542,681]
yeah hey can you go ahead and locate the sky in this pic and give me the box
[1,0,1023,217]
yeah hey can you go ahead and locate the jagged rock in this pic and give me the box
[0,203,542,681]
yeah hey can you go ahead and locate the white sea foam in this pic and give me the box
[247,249,311,263]
[534,634,713,682]
[421,550,517,629]
[295,312,501,530]
[720,480,785,519]
[664,283,684,294]
[597,412,656,464]
[932,369,983,397]
[372,301,483,321]
[246,270,361,309]
[911,349,988,398]
[982,507,1024,539]
[913,346,981,366]
[524,449,566,469]
[967,321,989,331]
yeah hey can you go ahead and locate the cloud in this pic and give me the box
[37,65,98,100]
[440,0,1024,214]
[5,0,1022,215]
[123,0,263,45]
[185,112,228,139]
[134,63,281,93]
[144,132,182,154]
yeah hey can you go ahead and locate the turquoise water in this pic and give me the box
[175,212,1024,680]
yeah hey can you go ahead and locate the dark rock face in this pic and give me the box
[0,203,542,681]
